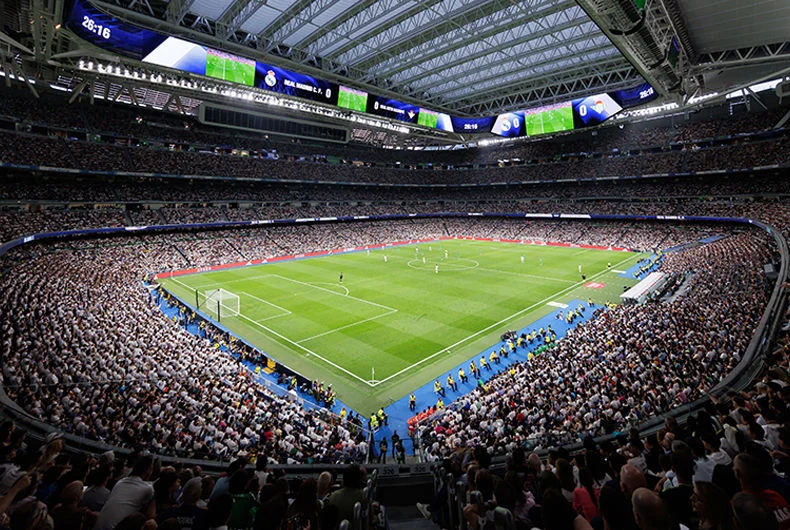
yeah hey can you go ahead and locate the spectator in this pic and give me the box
[632,488,675,530]
[94,455,155,530]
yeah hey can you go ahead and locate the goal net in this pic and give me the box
[198,288,240,319]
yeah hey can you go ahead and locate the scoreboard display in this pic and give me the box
[66,0,164,58]
[366,96,420,123]
[571,94,623,129]
[65,0,657,138]
[254,62,339,104]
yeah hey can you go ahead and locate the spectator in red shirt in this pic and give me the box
[734,454,790,530]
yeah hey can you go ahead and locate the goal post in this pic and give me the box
[197,288,240,321]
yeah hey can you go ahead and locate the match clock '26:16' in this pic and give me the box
[81,15,111,39]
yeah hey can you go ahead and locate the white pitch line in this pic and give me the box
[371,252,642,387]
[232,312,374,386]
[240,291,292,317]
[475,266,576,284]
[297,309,398,344]
[310,282,350,296]
[270,274,398,312]
[163,276,375,386]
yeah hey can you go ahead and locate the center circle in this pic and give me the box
[407,258,480,271]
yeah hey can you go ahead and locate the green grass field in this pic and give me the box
[159,239,646,411]
[206,52,256,86]
[417,110,439,129]
[525,105,575,136]
[338,87,368,112]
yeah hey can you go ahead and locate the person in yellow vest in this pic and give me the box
[508,340,515,354]
[469,360,479,377]
[446,374,457,392]
[409,393,417,412]
[377,407,388,426]
[458,367,468,384]
[339,407,347,422]
[516,335,524,348]
[480,356,490,371]
[490,350,499,365]
[434,379,445,397]
[370,413,379,430]
[436,397,444,410]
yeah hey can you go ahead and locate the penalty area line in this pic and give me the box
[233,312,376,387]
[297,309,398,344]
[163,277,376,387]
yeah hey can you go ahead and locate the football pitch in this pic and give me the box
[338,88,368,112]
[158,239,646,411]
[206,53,256,86]
[525,106,574,135]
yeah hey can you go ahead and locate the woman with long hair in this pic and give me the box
[692,481,735,530]
[286,478,321,530]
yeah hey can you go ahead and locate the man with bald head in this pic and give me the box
[632,488,674,530]
[621,464,647,498]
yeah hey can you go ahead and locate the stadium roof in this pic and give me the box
[65,0,789,116]
[174,0,641,115]
[3,0,790,131]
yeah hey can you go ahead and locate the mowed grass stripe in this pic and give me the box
[159,239,642,408]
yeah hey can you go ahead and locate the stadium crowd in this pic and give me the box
[0,414,380,530]
[1,84,787,168]
[416,334,790,530]
[1,85,790,530]
[2,128,788,186]
[418,232,771,456]
[0,217,776,466]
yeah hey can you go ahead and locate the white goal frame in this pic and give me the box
[198,288,240,319]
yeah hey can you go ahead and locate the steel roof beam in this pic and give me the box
[339,0,529,69]
[399,22,605,93]
[437,49,625,101]
[423,40,618,101]
[693,42,790,73]
[263,0,351,46]
[446,59,634,109]
[165,0,196,25]
[465,69,637,114]
[291,0,379,49]
[306,0,434,61]
[257,0,315,41]
[372,0,578,79]
[215,0,266,40]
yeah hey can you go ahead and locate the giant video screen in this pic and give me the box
[142,37,255,86]
[367,96,420,123]
[524,102,574,136]
[66,0,657,137]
